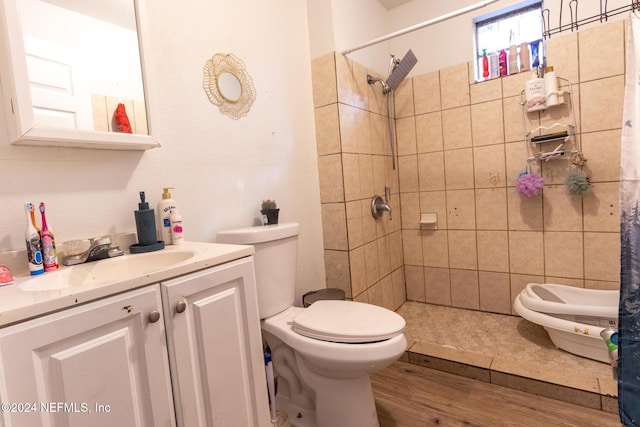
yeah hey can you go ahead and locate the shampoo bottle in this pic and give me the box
[24,203,44,275]
[482,49,489,79]
[508,44,518,75]
[519,42,530,72]
[134,191,157,246]
[39,202,58,272]
[498,48,507,77]
[489,51,498,78]
[169,209,184,245]
[157,187,177,245]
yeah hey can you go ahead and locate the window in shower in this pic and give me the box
[473,0,543,82]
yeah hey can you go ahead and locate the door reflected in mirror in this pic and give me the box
[17,0,147,135]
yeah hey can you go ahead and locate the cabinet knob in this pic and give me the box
[148,311,161,323]
[175,301,187,314]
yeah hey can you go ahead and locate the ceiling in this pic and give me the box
[377,0,412,10]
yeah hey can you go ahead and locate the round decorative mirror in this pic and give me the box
[203,53,256,119]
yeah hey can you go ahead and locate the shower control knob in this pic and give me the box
[148,311,161,323]
[176,301,187,314]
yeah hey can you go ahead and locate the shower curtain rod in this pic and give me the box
[341,0,501,55]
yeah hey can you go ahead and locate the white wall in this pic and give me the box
[311,0,631,76]
[0,0,326,304]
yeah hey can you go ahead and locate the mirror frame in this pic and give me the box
[0,0,160,150]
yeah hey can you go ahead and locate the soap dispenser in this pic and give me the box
[130,191,164,253]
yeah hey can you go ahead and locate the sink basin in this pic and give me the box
[18,250,196,291]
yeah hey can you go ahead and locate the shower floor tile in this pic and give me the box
[398,301,617,412]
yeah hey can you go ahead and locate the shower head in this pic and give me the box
[385,49,418,92]
[367,74,390,93]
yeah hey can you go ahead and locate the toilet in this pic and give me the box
[217,222,407,427]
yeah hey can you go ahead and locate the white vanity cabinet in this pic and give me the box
[161,257,270,427]
[0,284,175,427]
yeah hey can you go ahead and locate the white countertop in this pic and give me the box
[0,241,254,327]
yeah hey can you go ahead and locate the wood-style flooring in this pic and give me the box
[371,361,622,427]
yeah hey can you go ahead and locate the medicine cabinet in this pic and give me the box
[0,0,160,150]
[519,77,581,164]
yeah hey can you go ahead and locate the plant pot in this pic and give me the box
[260,208,279,225]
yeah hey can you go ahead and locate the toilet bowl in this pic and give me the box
[217,223,407,427]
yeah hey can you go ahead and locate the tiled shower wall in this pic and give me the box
[311,20,623,315]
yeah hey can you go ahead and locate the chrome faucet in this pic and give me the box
[63,236,124,266]
[371,195,392,220]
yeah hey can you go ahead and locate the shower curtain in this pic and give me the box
[619,11,640,427]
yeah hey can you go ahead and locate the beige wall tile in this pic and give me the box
[356,109,373,154]
[446,189,476,230]
[507,187,543,231]
[420,191,448,229]
[544,231,584,279]
[324,250,351,298]
[479,271,511,314]
[477,230,509,273]
[476,188,508,230]
[473,144,506,188]
[372,155,387,195]
[544,277,584,288]
[584,232,620,282]
[398,155,419,193]
[405,265,426,302]
[584,279,619,291]
[346,200,364,250]
[361,199,377,243]
[579,20,624,82]
[450,269,479,310]
[403,229,424,266]
[392,268,407,309]
[504,142,535,187]
[335,53,355,106]
[370,113,388,155]
[580,76,625,133]
[470,79,502,104]
[416,112,443,153]
[377,235,391,277]
[364,240,380,286]
[367,71,387,116]
[342,153,361,201]
[414,71,441,115]
[440,63,470,109]
[418,152,446,192]
[314,104,341,155]
[396,116,417,155]
[502,96,528,143]
[444,148,475,190]
[322,202,348,250]
[424,267,452,306]
[471,100,504,147]
[349,246,367,297]
[339,104,358,153]
[389,231,404,271]
[545,32,579,85]
[351,60,370,111]
[394,78,415,119]
[311,53,337,107]
[509,231,544,275]
[448,230,478,270]
[400,192,420,230]
[442,106,472,150]
[317,154,344,203]
[421,230,449,268]
[583,182,619,232]
[501,71,530,98]
[582,130,621,182]
[358,154,374,198]
[380,275,396,310]
[542,184,583,232]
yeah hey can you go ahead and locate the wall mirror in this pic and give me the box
[203,53,256,120]
[0,0,160,150]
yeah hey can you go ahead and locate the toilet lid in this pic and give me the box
[291,300,405,343]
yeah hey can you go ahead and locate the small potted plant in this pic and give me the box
[260,199,279,225]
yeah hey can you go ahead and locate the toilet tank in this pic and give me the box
[216,223,299,319]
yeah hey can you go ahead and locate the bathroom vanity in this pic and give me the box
[0,242,270,426]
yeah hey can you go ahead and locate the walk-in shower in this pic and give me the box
[367,49,418,169]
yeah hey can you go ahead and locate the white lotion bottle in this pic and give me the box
[544,66,559,107]
[170,209,184,245]
[157,187,177,245]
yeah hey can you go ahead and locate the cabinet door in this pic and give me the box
[0,285,175,427]
[162,257,269,427]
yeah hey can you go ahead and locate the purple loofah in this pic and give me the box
[516,172,544,197]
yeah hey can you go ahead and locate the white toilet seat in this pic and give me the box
[292,300,405,343]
